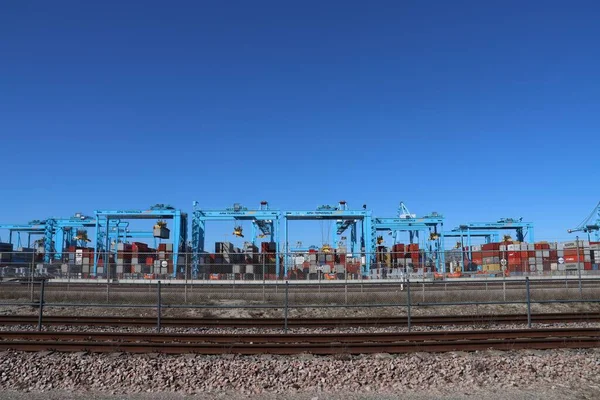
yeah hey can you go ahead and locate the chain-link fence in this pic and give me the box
[1,248,599,282]
[0,277,599,332]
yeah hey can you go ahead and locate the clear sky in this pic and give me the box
[1,0,599,248]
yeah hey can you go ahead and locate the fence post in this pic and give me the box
[157,281,162,333]
[37,279,46,332]
[406,278,412,332]
[30,252,35,303]
[284,281,289,334]
[525,277,531,329]
[184,252,188,304]
[262,255,266,302]
[345,256,348,304]
[576,236,582,299]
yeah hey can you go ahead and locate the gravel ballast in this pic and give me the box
[0,349,599,399]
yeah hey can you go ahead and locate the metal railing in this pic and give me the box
[0,277,599,332]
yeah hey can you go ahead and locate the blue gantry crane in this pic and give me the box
[451,218,534,262]
[1,215,101,263]
[191,201,281,277]
[282,201,373,275]
[373,202,445,272]
[93,204,187,277]
[45,213,98,261]
[455,218,534,243]
[0,220,48,250]
[443,229,501,246]
[568,201,600,242]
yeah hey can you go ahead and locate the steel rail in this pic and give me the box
[0,327,598,344]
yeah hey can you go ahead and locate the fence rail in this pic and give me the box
[0,278,599,332]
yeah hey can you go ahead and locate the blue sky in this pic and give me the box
[1,0,598,248]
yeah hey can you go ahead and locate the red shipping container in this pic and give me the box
[584,262,592,270]
[564,255,582,263]
[564,249,584,256]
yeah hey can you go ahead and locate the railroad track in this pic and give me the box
[0,312,599,328]
[0,328,598,354]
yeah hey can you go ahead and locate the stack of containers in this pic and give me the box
[116,243,132,276]
[260,242,277,278]
[471,245,483,268]
[68,246,94,276]
[504,242,529,273]
[591,242,600,269]
[407,243,419,270]
[308,248,318,276]
[534,242,551,272]
[0,242,13,264]
[481,242,501,271]
[154,243,173,275]
[391,244,405,269]
[334,246,346,275]
[561,240,588,270]
[12,248,35,265]
[131,242,150,274]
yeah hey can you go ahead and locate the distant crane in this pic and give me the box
[568,201,600,241]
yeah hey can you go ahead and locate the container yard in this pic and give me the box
[0,201,598,282]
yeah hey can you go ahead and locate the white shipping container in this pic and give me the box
[549,243,558,250]
[245,265,254,274]
[542,250,550,258]
[528,257,536,264]
[335,265,345,273]
[550,263,558,270]
[500,245,506,251]
[507,244,517,251]
[232,265,243,274]
[535,250,542,257]
[563,241,590,249]
[558,250,564,257]
[527,244,535,250]
[472,245,482,251]
[320,265,331,274]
